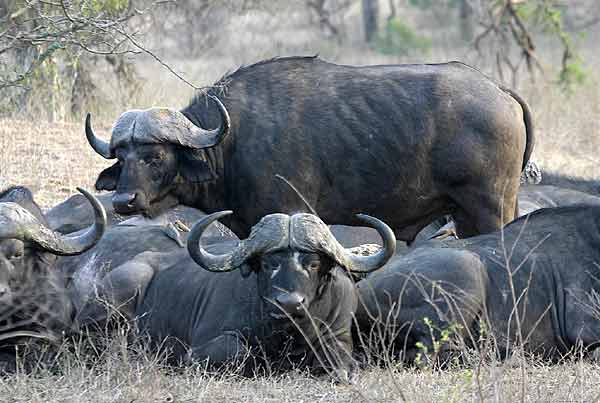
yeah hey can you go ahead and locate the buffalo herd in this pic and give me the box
[1,56,600,380]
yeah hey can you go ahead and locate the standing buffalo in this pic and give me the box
[85,56,534,241]
[78,211,396,378]
[355,205,600,362]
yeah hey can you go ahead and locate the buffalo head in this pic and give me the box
[0,188,107,302]
[85,96,230,218]
[187,211,396,319]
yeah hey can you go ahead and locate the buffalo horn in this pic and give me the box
[187,210,239,272]
[184,95,231,149]
[344,214,396,273]
[85,113,114,159]
[0,188,107,256]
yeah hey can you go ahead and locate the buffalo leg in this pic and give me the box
[75,256,156,326]
[450,188,517,237]
[188,332,252,374]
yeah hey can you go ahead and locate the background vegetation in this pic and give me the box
[1,1,600,401]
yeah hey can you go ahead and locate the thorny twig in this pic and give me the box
[0,0,198,91]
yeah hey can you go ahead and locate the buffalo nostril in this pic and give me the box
[127,194,137,207]
[275,293,305,312]
[112,193,138,211]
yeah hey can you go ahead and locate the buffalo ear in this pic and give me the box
[239,257,259,278]
[95,163,120,191]
[178,153,217,184]
[320,255,336,274]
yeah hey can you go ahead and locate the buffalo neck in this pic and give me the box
[173,146,227,214]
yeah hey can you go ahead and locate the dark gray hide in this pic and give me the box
[46,192,122,233]
[47,191,391,251]
[356,206,600,362]
[88,56,533,241]
[46,191,234,237]
[56,197,235,312]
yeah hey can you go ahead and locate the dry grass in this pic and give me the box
[0,119,111,208]
[2,334,600,403]
[2,4,600,402]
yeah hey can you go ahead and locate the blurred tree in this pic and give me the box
[375,0,431,56]
[473,0,587,91]
[362,0,379,42]
[0,0,160,119]
[307,0,339,37]
[458,0,474,41]
[406,0,592,91]
[306,0,353,41]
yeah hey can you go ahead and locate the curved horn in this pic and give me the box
[185,95,231,149]
[344,214,396,273]
[0,188,106,256]
[28,188,107,255]
[28,187,106,256]
[187,210,240,272]
[85,113,114,159]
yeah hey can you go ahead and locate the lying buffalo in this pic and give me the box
[518,184,600,215]
[541,171,600,196]
[414,183,600,243]
[78,211,396,379]
[355,205,600,362]
[58,205,220,314]
[85,56,533,241]
[0,187,233,325]
[0,187,106,341]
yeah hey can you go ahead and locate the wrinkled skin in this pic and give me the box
[90,56,534,241]
[356,206,600,363]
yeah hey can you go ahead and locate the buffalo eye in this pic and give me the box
[262,260,281,271]
[261,258,281,278]
[7,242,24,261]
[142,154,161,166]
[301,253,321,271]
